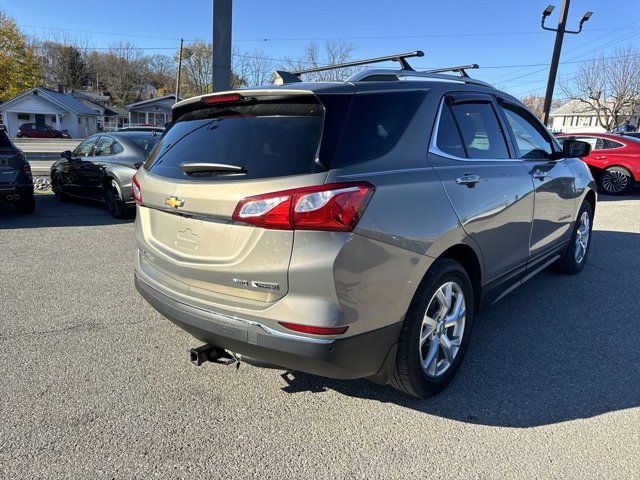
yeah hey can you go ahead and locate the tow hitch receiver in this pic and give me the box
[189,344,236,366]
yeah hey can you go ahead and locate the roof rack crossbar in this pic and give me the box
[292,50,424,76]
[346,68,492,88]
[420,64,479,78]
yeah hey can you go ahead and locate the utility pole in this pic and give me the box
[540,2,593,126]
[212,0,233,92]
[175,38,184,103]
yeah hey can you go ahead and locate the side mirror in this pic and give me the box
[61,150,73,160]
[563,139,591,158]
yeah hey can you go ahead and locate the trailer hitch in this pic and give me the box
[189,344,236,366]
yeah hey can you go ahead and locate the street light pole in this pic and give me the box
[541,1,593,126]
[212,0,233,92]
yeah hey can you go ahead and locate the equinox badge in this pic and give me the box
[165,196,185,209]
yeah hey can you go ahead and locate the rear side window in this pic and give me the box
[331,91,424,168]
[450,102,509,159]
[602,138,623,149]
[146,98,324,181]
[575,136,602,150]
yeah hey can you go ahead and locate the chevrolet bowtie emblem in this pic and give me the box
[165,196,185,209]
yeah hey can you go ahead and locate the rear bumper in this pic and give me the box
[0,184,33,202]
[135,273,401,380]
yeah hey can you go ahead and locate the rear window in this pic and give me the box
[146,97,324,181]
[128,134,159,157]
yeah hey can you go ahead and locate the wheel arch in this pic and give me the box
[437,244,482,314]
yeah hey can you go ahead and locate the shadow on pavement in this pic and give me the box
[597,191,640,202]
[280,229,640,428]
[0,194,133,229]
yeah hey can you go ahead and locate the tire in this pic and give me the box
[391,258,475,397]
[17,134,27,139]
[14,193,36,214]
[51,173,69,202]
[104,181,129,219]
[598,166,633,195]
[555,201,594,275]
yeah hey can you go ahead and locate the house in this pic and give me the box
[73,91,129,132]
[550,99,640,133]
[0,87,100,138]
[126,94,177,126]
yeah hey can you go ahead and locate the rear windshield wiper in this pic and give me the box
[180,162,247,176]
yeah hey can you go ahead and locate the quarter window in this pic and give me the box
[449,101,510,159]
[601,139,623,149]
[435,103,465,158]
[502,107,553,160]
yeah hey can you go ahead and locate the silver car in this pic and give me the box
[133,55,596,397]
[51,131,160,218]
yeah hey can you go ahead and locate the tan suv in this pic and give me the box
[133,53,596,397]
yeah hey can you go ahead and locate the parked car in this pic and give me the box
[556,132,640,194]
[117,125,165,133]
[50,131,160,218]
[17,123,70,139]
[132,53,596,398]
[0,125,35,214]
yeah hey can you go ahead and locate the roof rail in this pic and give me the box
[274,50,424,85]
[346,68,492,88]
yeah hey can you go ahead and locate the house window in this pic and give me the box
[563,116,568,127]
[17,113,30,121]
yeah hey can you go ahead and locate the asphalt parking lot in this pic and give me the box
[1,194,639,479]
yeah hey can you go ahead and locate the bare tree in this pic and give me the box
[178,40,244,98]
[233,48,275,87]
[519,93,563,121]
[34,32,92,92]
[147,54,175,95]
[561,46,640,131]
[95,42,148,106]
[285,40,356,82]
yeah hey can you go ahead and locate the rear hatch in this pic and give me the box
[135,91,341,307]
[0,132,22,187]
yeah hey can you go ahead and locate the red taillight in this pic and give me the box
[232,182,374,232]
[131,175,142,205]
[22,163,32,181]
[202,93,243,105]
[279,322,348,335]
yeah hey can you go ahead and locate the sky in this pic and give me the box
[3,0,640,98]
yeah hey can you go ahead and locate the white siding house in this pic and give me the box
[126,95,177,126]
[550,99,640,133]
[0,87,99,138]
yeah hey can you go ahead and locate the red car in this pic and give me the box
[17,123,69,139]
[556,132,640,195]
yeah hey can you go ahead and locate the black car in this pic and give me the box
[50,131,160,218]
[0,126,35,214]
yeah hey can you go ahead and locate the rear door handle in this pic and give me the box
[595,155,607,160]
[532,169,547,180]
[456,174,481,187]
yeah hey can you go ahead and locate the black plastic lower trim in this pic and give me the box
[135,274,402,380]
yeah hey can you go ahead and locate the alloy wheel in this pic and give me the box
[602,170,628,194]
[574,210,590,264]
[419,281,466,378]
